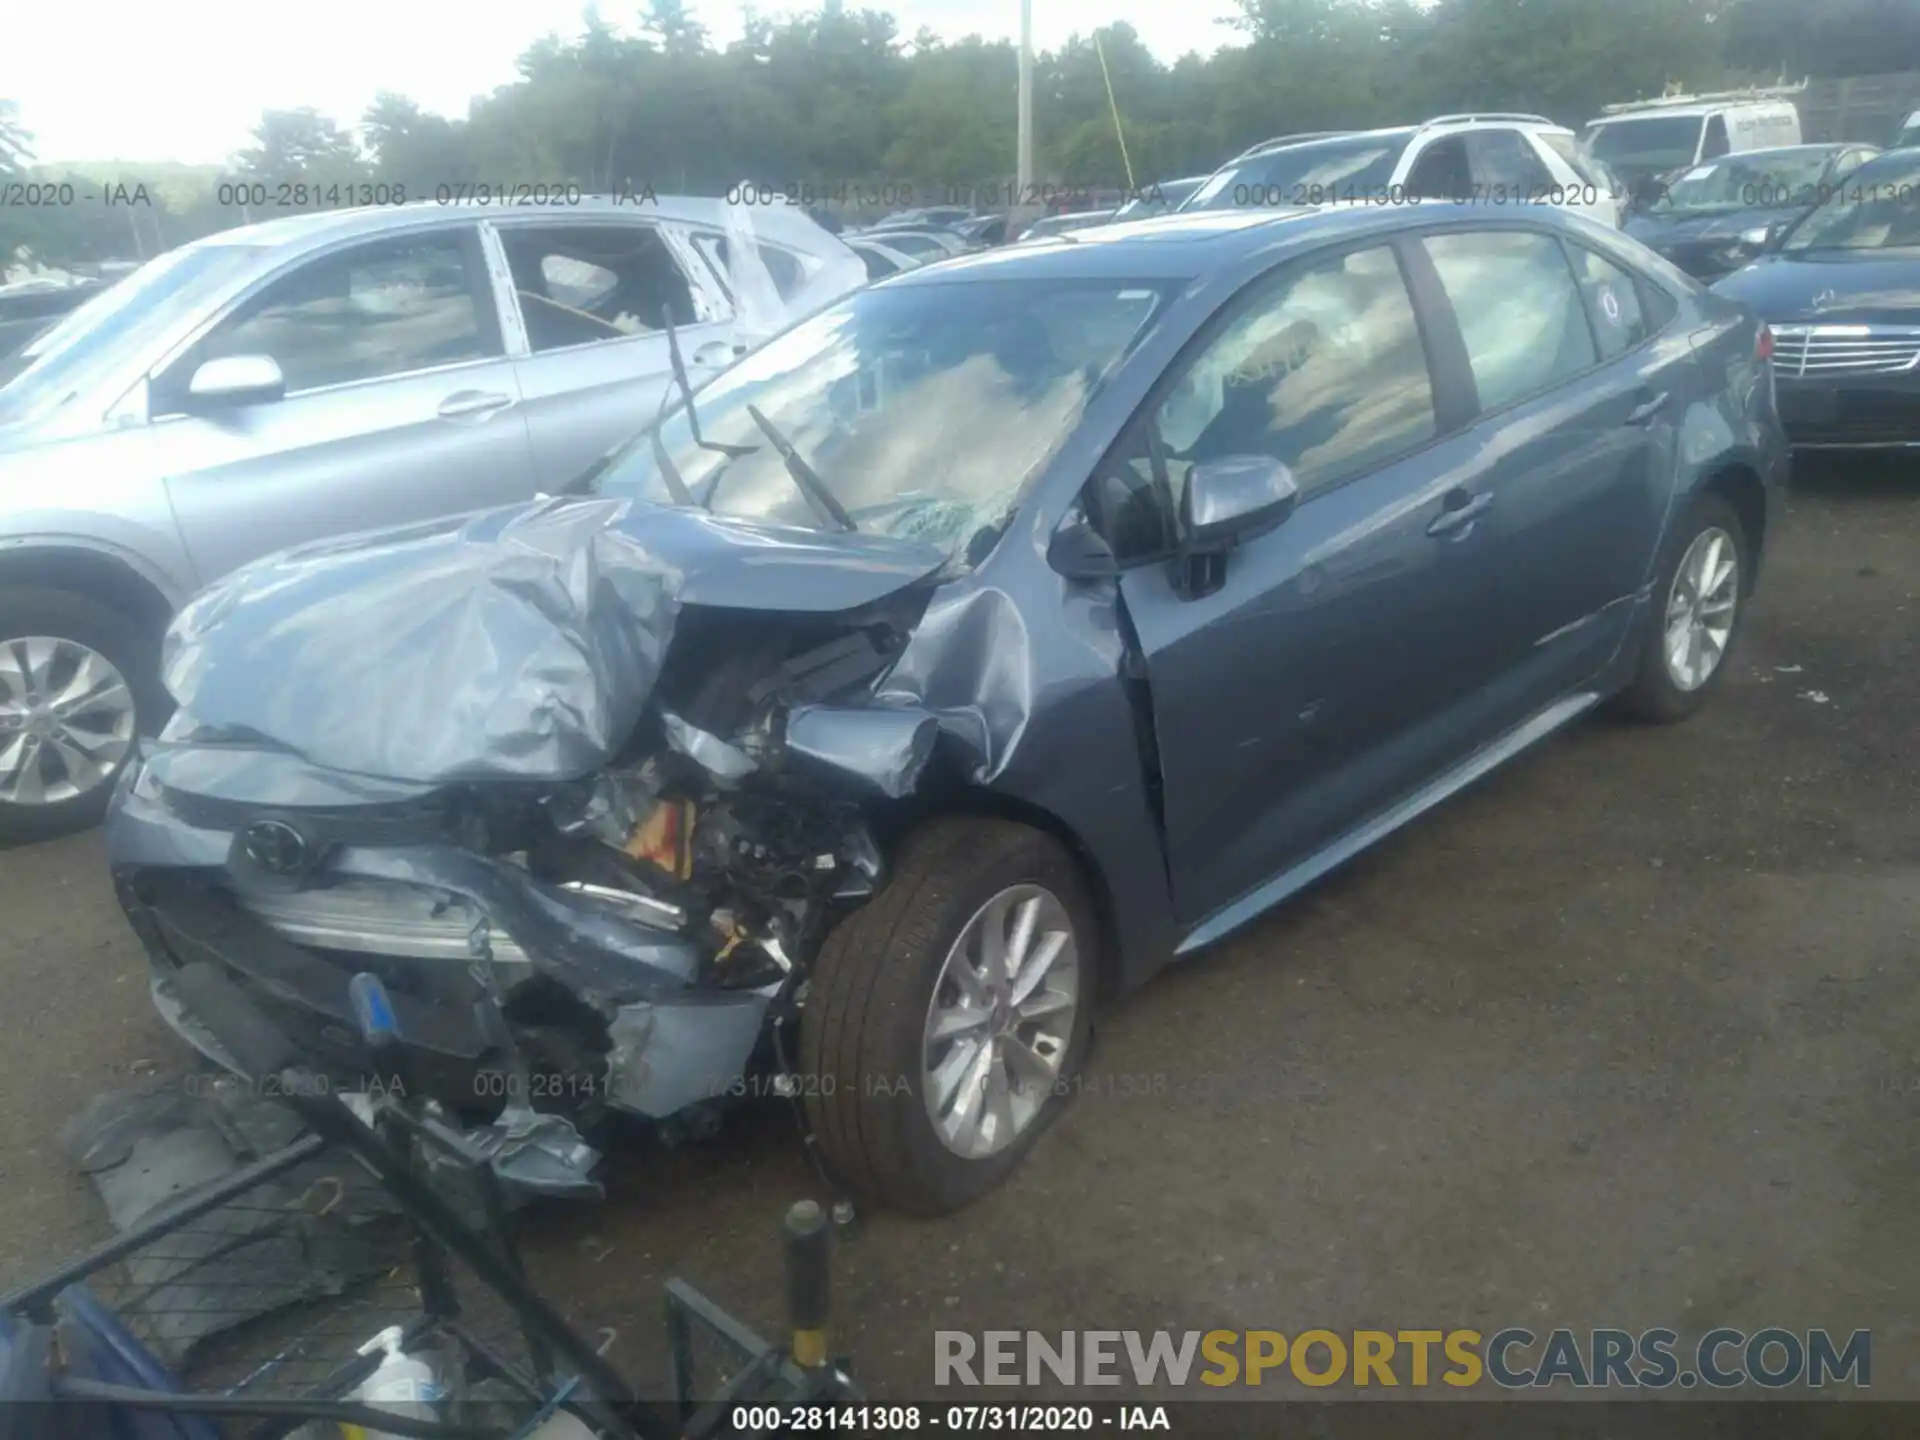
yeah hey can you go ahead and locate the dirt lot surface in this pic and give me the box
[2,459,1916,1406]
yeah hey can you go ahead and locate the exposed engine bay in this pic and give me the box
[108,498,966,1198]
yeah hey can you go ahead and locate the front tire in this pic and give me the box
[0,586,160,843]
[1616,493,1750,724]
[799,817,1096,1215]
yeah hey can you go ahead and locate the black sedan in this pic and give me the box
[1626,144,1880,281]
[1713,148,1920,449]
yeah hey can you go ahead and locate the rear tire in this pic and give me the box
[0,586,164,844]
[799,817,1096,1216]
[1615,493,1750,724]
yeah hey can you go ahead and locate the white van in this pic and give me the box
[1582,89,1803,197]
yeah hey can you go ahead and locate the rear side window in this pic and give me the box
[1470,130,1555,192]
[694,235,812,298]
[1423,231,1597,411]
[1538,131,1611,189]
[498,224,698,353]
[1403,136,1473,201]
[1564,245,1650,359]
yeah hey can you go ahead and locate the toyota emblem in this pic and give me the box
[241,819,312,876]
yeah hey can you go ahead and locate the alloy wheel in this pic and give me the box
[921,883,1081,1160]
[0,636,139,806]
[1663,527,1740,693]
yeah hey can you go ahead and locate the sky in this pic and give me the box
[3,0,1243,166]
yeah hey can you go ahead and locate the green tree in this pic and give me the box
[231,108,362,183]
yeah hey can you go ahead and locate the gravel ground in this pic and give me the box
[1,457,1915,1406]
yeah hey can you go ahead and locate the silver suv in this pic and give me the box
[0,198,865,839]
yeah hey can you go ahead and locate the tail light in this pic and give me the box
[1756,325,1774,362]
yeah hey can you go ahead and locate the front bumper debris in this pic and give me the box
[112,766,785,1198]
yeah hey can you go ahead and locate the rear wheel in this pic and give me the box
[799,817,1096,1215]
[0,587,160,843]
[1616,494,1749,723]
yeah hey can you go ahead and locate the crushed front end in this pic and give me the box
[107,497,952,1198]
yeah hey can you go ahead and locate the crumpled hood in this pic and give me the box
[1710,251,1920,326]
[158,496,946,788]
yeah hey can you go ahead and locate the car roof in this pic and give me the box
[1699,143,1869,160]
[1591,99,1794,122]
[895,201,1565,283]
[186,195,794,255]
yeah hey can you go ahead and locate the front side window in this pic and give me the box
[167,232,495,402]
[1565,245,1650,359]
[1783,153,1920,252]
[1096,245,1435,557]
[498,224,697,353]
[593,277,1171,565]
[1423,231,1597,412]
[1470,130,1555,192]
[1702,115,1731,160]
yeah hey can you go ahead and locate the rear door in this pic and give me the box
[1105,241,1498,928]
[1411,226,1685,719]
[491,218,740,491]
[151,224,537,583]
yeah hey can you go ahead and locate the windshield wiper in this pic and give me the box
[743,403,858,532]
[647,310,756,509]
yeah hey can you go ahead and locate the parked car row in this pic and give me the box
[0,92,1910,1215]
[0,274,118,364]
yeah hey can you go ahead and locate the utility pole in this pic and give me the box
[1016,0,1033,209]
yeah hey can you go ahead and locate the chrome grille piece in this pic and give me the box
[1771,325,1920,378]
[233,878,532,966]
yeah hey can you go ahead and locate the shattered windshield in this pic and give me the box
[594,277,1171,562]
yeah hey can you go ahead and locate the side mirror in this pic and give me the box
[1046,511,1119,581]
[185,354,285,409]
[1173,455,1298,600]
[1182,455,1299,553]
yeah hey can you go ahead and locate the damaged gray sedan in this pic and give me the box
[107,203,1785,1214]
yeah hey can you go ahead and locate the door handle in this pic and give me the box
[1427,489,1494,538]
[436,390,514,421]
[691,340,744,368]
[1624,390,1670,426]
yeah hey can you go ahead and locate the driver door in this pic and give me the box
[1102,243,1493,933]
